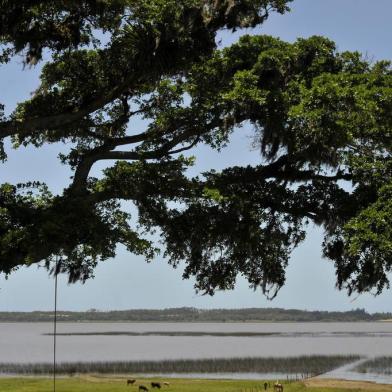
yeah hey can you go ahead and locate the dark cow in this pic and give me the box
[139,385,149,392]
[151,382,162,389]
[127,379,136,385]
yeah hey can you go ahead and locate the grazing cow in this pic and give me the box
[163,382,170,387]
[139,385,149,392]
[264,382,268,390]
[151,382,162,389]
[127,379,136,385]
[274,382,283,392]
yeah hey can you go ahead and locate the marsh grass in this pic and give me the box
[44,331,278,337]
[355,357,392,374]
[0,355,360,376]
[43,331,392,338]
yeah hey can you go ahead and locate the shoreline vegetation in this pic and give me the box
[45,331,279,337]
[355,357,392,375]
[0,355,360,376]
[43,331,392,338]
[0,307,390,323]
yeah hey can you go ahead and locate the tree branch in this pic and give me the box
[167,136,201,155]
[71,127,204,191]
[0,86,124,139]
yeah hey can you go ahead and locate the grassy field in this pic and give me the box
[1,377,392,392]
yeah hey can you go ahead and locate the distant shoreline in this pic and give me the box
[0,307,390,323]
[3,320,391,323]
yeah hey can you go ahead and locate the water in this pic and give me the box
[1,322,392,382]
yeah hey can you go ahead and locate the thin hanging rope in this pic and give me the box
[53,257,59,392]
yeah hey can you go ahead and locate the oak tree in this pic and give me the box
[0,0,391,297]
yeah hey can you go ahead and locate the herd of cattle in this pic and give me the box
[126,379,284,392]
[127,379,170,390]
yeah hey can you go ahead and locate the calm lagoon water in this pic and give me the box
[2,322,392,382]
[2,322,392,362]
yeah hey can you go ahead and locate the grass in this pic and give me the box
[0,377,269,392]
[0,355,360,376]
[1,377,392,392]
[355,357,392,374]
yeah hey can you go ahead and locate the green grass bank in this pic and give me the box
[1,377,392,392]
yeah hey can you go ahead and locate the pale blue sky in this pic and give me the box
[1,0,392,312]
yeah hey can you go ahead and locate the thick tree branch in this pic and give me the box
[0,87,124,139]
[71,126,205,191]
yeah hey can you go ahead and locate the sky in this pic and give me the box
[1,0,392,312]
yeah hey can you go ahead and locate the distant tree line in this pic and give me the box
[0,307,390,322]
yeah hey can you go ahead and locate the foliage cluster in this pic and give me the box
[0,0,391,297]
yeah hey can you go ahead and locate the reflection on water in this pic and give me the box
[1,322,392,383]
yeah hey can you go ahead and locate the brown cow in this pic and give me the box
[274,382,283,392]
[139,385,149,392]
[127,379,136,385]
[151,382,161,389]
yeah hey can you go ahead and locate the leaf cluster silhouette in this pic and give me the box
[0,0,391,297]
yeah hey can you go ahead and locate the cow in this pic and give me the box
[139,385,149,392]
[151,382,162,389]
[127,379,136,385]
[163,382,170,387]
[274,382,283,392]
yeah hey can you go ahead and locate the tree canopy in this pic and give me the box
[0,0,391,298]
